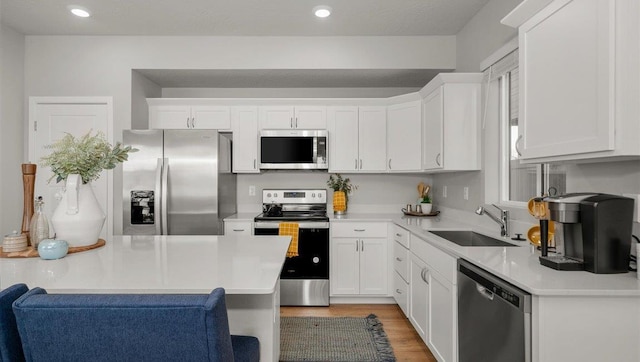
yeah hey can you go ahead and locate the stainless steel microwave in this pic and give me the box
[259,130,328,170]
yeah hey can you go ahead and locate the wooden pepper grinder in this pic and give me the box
[21,163,37,245]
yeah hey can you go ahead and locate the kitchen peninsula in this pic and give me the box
[0,235,291,362]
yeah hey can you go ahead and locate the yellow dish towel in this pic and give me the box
[279,222,299,258]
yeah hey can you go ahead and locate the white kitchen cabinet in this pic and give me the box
[419,73,482,172]
[502,0,640,162]
[223,220,253,236]
[331,222,389,296]
[393,271,409,317]
[231,106,259,173]
[149,104,231,130]
[387,100,422,171]
[258,106,326,130]
[409,234,458,362]
[328,106,387,172]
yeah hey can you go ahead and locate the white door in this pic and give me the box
[29,97,112,241]
[149,105,191,129]
[409,253,429,339]
[259,106,294,129]
[387,100,422,171]
[232,106,259,173]
[294,106,327,129]
[422,88,444,170]
[359,237,388,295]
[192,106,231,129]
[428,269,455,362]
[358,107,387,171]
[328,106,359,172]
[331,237,360,295]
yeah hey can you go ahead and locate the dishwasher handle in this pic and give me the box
[476,284,494,301]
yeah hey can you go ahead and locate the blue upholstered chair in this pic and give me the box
[13,287,259,362]
[0,283,28,362]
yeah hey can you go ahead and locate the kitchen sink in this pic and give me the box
[428,230,517,247]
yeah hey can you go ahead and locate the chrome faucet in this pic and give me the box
[475,204,509,237]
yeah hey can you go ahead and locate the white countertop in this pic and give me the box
[331,212,640,296]
[0,235,291,295]
[224,213,260,221]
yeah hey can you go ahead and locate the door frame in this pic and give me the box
[28,96,114,241]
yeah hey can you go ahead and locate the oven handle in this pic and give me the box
[254,221,330,229]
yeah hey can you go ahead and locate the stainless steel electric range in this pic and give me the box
[254,189,329,306]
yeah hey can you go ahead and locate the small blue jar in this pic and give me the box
[38,239,69,260]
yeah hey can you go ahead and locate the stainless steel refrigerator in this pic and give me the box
[122,130,236,235]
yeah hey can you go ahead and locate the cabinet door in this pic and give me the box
[295,106,327,129]
[259,106,295,129]
[409,253,429,339]
[393,271,409,317]
[422,88,444,170]
[191,106,231,129]
[149,105,192,129]
[387,100,422,171]
[520,0,614,159]
[428,269,455,362]
[328,106,359,172]
[358,106,387,171]
[359,238,388,295]
[232,106,259,173]
[331,237,360,295]
[224,221,253,236]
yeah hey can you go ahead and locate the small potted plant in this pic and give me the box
[327,173,357,214]
[420,194,433,214]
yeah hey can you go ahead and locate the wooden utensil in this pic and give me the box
[417,182,425,199]
[424,185,430,198]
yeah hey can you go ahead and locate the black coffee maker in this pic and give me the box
[541,193,634,274]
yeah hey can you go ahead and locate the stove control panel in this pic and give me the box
[262,189,327,204]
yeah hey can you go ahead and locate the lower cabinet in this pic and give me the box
[331,222,389,296]
[223,220,253,236]
[407,234,458,362]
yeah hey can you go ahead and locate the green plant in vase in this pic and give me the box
[327,173,357,214]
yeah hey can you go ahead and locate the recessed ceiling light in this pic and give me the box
[68,6,91,18]
[313,6,332,18]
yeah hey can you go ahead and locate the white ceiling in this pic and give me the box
[1,0,490,36]
[2,1,490,89]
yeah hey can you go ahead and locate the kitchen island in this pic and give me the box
[0,235,291,362]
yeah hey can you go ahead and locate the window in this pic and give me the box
[485,49,566,205]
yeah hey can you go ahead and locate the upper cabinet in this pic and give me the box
[148,102,231,130]
[502,0,640,162]
[258,106,326,130]
[387,99,422,172]
[231,106,259,173]
[419,73,483,172]
[328,106,387,172]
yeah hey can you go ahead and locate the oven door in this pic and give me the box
[254,222,329,279]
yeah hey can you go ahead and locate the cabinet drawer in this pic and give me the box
[393,241,409,282]
[392,225,410,248]
[393,271,409,317]
[331,222,387,238]
[224,221,253,236]
[411,235,457,284]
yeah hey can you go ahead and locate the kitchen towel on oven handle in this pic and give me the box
[279,222,299,258]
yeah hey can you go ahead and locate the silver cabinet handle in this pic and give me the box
[355,159,358,170]
[253,159,257,170]
[354,229,365,232]
[395,257,402,261]
[361,240,364,251]
[191,117,196,128]
[232,229,245,232]
[356,240,359,252]
[436,153,441,166]
[186,117,190,128]
[290,117,293,128]
[388,159,392,169]
[295,117,298,128]
[420,268,429,284]
[395,233,403,237]
[359,159,363,169]
[396,289,402,294]
[515,134,523,157]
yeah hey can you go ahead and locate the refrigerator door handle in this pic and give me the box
[154,158,163,235]
[161,158,169,235]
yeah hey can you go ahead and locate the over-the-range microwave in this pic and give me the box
[259,129,328,170]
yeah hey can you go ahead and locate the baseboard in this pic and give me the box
[329,296,396,304]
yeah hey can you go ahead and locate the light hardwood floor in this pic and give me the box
[281,304,436,361]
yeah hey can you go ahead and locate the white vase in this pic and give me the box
[51,174,105,247]
[421,203,433,214]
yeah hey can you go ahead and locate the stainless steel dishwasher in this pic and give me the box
[457,259,531,362]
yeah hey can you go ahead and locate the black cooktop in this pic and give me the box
[254,212,329,222]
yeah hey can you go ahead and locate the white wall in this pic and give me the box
[131,71,161,129]
[22,35,455,234]
[1,24,25,235]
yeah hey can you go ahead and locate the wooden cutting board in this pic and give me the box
[0,239,106,258]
